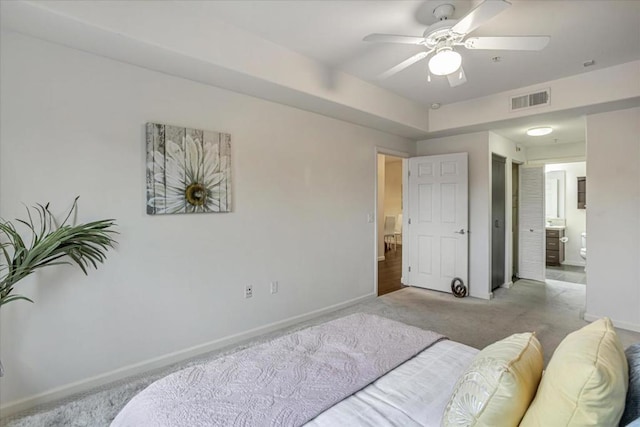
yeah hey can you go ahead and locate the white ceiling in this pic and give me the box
[493,115,585,146]
[4,0,638,144]
[203,0,640,107]
[170,0,639,146]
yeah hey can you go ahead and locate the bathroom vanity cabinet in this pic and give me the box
[546,228,565,266]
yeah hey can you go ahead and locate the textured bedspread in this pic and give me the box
[111,313,445,427]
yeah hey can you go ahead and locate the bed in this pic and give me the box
[111,313,636,427]
[306,340,477,426]
[111,313,477,427]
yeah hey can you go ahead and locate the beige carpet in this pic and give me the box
[2,279,639,426]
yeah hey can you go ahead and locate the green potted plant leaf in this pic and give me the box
[0,197,117,376]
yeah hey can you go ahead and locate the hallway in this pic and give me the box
[378,245,404,296]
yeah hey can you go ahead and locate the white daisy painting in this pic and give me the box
[146,122,231,215]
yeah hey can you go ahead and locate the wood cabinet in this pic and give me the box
[546,228,565,266]
[577,176,586,209]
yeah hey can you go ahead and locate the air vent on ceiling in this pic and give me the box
[510,88,550,111]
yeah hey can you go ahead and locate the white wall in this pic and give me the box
[584,107,640,331]
[429,61,640,133]
[489,133,527,286]
[1,1,430,138]
[526,142,586,164]
[417,132,491,299]
[0,31,415,408]
[545,162,587,267]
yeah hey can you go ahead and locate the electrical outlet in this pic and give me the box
[270,281,278,294]
[245,284,253,299]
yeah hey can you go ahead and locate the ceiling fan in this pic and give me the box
[363,0,550,87]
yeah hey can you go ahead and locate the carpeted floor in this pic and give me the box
[2,279,639,427]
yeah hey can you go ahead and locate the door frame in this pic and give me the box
[511,161,522,281]
[374,147,410,296]
[489,154,525,292]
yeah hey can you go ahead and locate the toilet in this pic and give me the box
[579,232,587,268]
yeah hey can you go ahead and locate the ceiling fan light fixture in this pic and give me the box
[526,126,553,136]
[428,48,462,76]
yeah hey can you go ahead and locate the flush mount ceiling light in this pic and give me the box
[428,47,462,76]
[526,126,553,136]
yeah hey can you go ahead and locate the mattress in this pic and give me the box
[306,340,478,426]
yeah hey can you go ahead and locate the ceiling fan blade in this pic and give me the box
[447,66,467,87]
[451,0,511,36]
[378,51,430,79]
[363,33,426,45]
[464,36,550,50]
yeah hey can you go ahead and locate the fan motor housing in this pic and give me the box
[422,3,465,48]
[422,20,462,49]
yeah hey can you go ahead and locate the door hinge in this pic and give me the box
[408,266,411,272]
[408,218,411,225]
[408,170,411,177]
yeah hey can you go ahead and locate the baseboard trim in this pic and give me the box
[0,293,376,417]
[465,292,491,300]
[500,281,514,289]
[583,312,640,332]
[377,255,385,261]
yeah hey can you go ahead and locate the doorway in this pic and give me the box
[543,161,587,285]
[491,154,506,290]
[376,153,405,296]
[512,162,520,281]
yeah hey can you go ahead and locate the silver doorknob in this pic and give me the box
[454,229,466,235]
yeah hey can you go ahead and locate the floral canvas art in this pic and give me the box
[146,123,231,214]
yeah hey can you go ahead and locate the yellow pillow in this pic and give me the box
[442,332,543,427]
[520,317,628,427]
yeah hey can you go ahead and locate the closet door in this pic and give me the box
[492,154,506,290]
[519,165,545,282]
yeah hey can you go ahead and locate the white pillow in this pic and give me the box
[441,332,543,427]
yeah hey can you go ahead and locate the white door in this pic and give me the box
[404,153,469,293]
[518,165,546,281]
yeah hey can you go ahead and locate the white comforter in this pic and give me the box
[112,320,477,427]
[112,314,449,427]
[306,340,478,427]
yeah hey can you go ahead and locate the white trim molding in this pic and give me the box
[584,312,640,333]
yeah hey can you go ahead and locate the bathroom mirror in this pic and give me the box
[545,170,566,219]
